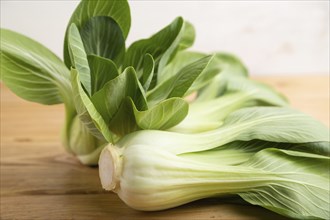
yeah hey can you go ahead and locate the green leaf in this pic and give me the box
[158,50,205,83]
[80,16,125,66]
[106,97,139,137]
[168,107,330,155]
[140,54,155,91]
[124,17,184,79]
[71,68,113,142]
[103,96,188,135]
[68,24,91,96]
[199,52,248,95]
[216,53,248,77]
[156,18,185,77]
[69,115,104,155]
[158,50,224,95]
[170,92,253,133]
[224,107,329,141]
[64,0,131,67]
[147,55,213,105]
[240,148,330,219]
[178,21,195,50]
[131,97,189,130]
[91,67,147,135]
[196,53,249,100]
[0,29,71,105]
[76,142,107,165]
[181,76,288,133]
[220,107,330,154]
[225,76,288,106]
[172,85,288,134]
[181,140,329,166]
[87,55,119,94]
[187,57,223,94]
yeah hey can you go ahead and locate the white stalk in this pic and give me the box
[98,144,271,211]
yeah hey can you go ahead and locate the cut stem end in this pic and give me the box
[99,145,121,192]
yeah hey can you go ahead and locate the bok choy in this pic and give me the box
[0,0,287,164]
[0,0,211,164]
[1,0,329,218]
[100,144,329,219]
[99,107,329,219]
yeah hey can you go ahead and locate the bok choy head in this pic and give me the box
[0,0,216,164]
[1,0,134,164]
[99,107,329,219]
[0,0,292,166]
[65,11,215,138]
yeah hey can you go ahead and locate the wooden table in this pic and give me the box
[1,76,329,220]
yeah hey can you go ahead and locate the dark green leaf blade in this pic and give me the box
[131,97,189,130]
[147,55,213,105]
[91,67,147,135]
[64,0,131,67]
[158,51,223,95]
[141,54,155,91]
[88,55,119,94]
[124,17,184,77]
[80,16,125,66]
[107,97,139,137]
[107,96,188,136]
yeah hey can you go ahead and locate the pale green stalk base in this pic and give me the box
[77,144,107,165]
[98,107,329,218]
[99,145,269,211]
[99,143,329,219]
[62,112,107,165]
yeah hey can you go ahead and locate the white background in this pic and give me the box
[1,0,329,75]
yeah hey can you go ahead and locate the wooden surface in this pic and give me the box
[1,76,329,220]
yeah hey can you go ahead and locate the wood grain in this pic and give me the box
[1,76,329,220]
